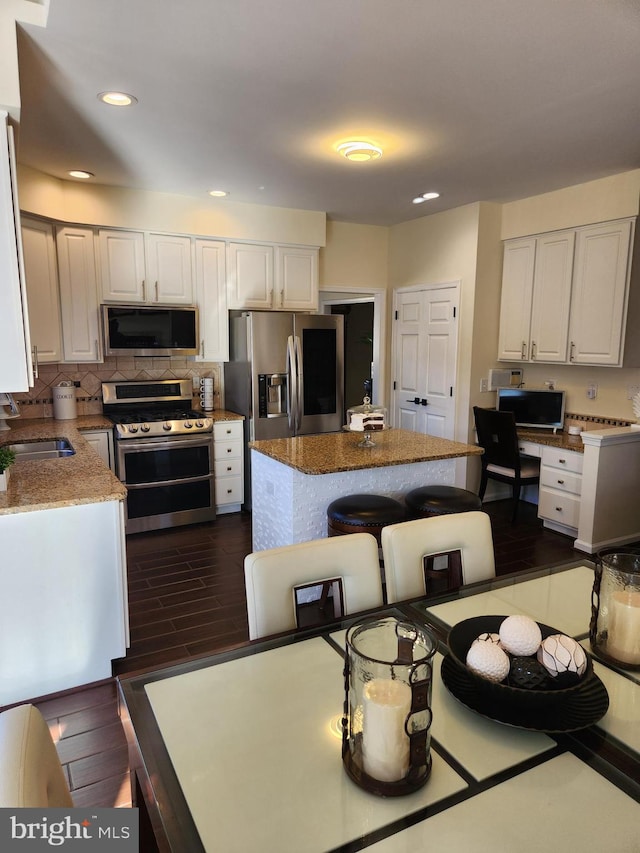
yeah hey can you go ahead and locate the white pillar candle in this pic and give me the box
[361,677,412,783]
[607,591,640,666]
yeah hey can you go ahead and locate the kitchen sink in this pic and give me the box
[8,439,76,461]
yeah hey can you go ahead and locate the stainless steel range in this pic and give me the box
[102,379,215,534]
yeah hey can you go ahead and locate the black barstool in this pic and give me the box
[405,485,482,519]
[327,494,407,547]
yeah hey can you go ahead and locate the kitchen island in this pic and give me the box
[249,429,482,551]
[0,417,128,706]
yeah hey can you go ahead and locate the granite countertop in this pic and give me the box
[0,416,125,515]
[209,410,245,422]
[250,428,482,475]
[517,427,586,453]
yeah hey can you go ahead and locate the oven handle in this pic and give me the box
[117,435,213,453]
[124,473,215,489]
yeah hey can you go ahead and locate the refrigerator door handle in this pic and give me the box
[286,335,297,431]
[294,335,303,432]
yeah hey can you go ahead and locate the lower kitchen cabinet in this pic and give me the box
[537,445,583,535]
[214,420,244,514]
[82,428,115,471]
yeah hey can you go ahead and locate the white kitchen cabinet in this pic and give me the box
[275,245,318,311]
[213,420,244,513]
[227,242,274,309]
[21,217,62,364]
[56,226,102,362]
[227,242,319,311]
[194,238,228,361]
[82,428,114,471]
[498,231,574,363]
[568,219,633,366]
[0,113,32,392]
[99,229,193,304]
[538,446,583,535]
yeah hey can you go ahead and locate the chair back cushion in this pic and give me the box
[473,406,522,472]
[0,704,73,807]
[381,511,496,603]
[244,533,383,639]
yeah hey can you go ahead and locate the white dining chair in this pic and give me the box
[0,704,74,807]
[244,533,384,640]
[381,511,496,603]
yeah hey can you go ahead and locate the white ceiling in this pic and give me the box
[15,0,640,226]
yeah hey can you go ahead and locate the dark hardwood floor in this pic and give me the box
[32,500,590,809]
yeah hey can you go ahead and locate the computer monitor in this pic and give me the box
[496,388,566,432]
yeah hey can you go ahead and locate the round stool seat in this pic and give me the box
[327,494,406,546]
[405,485,482,518]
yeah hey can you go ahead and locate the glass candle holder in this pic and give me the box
[590,549,640,669]
[342,616,436,796]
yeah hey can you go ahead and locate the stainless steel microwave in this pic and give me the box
[102,304,199,357]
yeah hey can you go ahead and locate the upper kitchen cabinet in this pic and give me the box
[498,230,574,363]
[21,217,63,364]
[568,219,633,366]
[99,229,193,305]
[56,226,102,362]
[498,218,637,367]
[227,242,319,311]
[194,238,229,362]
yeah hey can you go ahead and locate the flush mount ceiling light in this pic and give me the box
[97,91,137,106]
[208,189,229,197]
[337,141,383,162]
[413,191,440,204]
[68,170,94,179]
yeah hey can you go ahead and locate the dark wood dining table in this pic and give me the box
[118,559,640,852]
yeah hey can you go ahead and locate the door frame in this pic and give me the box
[391,280,461,435]
[319,286,387,406]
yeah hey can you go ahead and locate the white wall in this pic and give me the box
[320,220,388,290]
[0,1,49,117]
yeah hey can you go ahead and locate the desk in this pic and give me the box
[119,561,640,852]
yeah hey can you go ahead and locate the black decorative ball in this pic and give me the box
[508,656,551,690]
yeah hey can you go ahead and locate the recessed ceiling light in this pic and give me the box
[412,196,426,204]
[337,141,382,162]
[208,190,229,197]
[68,170,94,179]
[97,91,137,107]
[422,191,440,200]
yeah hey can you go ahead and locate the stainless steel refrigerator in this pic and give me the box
[224,311,344,508]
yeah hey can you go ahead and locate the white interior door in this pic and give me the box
[392,284,459,438]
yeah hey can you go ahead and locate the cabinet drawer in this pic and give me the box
[214,438,243,460]
[539,489,580,529]
[215,458,242,478]
[517,440,541,457]
[215,476,243,505]
[214,420,244,442]
[540,467,582,496]
[541,446,583,474]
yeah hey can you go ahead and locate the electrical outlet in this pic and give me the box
[587,383,598,399]
[544,379,556,390]
[480,378,488,392]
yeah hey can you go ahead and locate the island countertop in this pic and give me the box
[250,428,482,475]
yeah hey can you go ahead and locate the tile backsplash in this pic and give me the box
[13,357,224,419]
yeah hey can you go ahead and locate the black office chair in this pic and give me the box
[473,406,541,522]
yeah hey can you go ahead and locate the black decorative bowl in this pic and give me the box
[446,615,594,714]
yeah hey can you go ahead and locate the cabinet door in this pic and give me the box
[57,227,102,362]
[275,246,318,311]
[227,243,274,309]
[21,217,62,363]
[529,230,574,363]
[497,238,535,361]
[568,220,633,366]
[99,229,146,302]
[194,239,228,361]
[146,233,193,304]
[82,430,114,470]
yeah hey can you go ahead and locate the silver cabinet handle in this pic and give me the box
[521,341,527,359]
[570,341,575,361]
[531,341,537,359]
[555,506,563,512]
[155,281,158,301]
[557,479,565,485]
[141,280,146,301]
[31,345,39,379]
[559,458,566,464]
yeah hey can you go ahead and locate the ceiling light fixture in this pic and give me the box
[68,170,94,179]
[208,190,229,197]
[98,91,137,107]
[337,141,382,162]
[413,191,440,204]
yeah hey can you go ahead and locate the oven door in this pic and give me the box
[116,434,215,534]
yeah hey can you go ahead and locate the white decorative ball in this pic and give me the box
[499,615,542,656]
[537,634,587,678]
[466,640,510,683]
